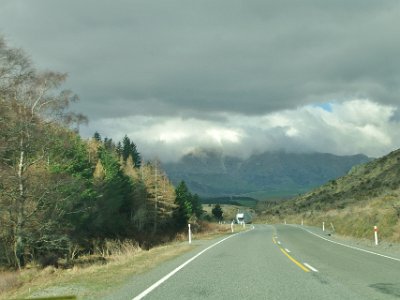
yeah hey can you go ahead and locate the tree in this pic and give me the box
[190,194,203,218]
[173,181,193,229]
[90,146,133,238]
[121,135,141,168]
[93,131,102,142]
[137,161,176,236]
[0,37,86,268]
[212,204,223,221]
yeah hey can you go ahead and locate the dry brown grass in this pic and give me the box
[256,195,400,243]
[1,225,238,300]
[0,242,193,300]
[0,271,21,294]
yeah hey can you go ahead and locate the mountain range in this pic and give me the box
[162,149,371,199]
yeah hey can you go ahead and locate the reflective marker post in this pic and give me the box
[188,224,192,244]
[374,226,378,246]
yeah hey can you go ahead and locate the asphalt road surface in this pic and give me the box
[102,225,400,299]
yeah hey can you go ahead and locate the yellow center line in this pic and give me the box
[271,227,309,272]
[279,248,310,272]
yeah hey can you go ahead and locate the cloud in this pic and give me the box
[1,0,400,122]
[1,1,400,161]
[82,99,400,161]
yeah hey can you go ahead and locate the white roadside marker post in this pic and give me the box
[284,219,287,225]
[323,222,325,232]
[301,219,304,226]
[231,221,234,233]
[374,226,379,246]
[188,224,192,244]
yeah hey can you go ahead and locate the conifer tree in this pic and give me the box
[173,181,193,228]
[93,131,102,142]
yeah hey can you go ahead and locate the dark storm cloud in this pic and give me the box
[1,1,400,161]
[1,0,399,121]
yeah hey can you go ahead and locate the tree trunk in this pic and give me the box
[14,143,26,269]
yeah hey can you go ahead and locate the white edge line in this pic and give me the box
[132,230,250,300]
[285,248,291,253]
[304,263,318,272]
[300,226,400,263]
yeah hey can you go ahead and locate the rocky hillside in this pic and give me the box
[163,149,370,199]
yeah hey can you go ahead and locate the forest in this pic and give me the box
[0,36,203,270]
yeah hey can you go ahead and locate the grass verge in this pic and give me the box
[1,223,240,300]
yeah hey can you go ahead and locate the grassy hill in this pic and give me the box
[256,149,400,242]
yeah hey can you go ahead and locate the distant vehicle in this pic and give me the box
[235,212,252,224]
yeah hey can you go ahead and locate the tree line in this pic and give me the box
[0,36,202,269]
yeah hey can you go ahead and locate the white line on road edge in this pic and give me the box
[304,263,319,272]
[132,232,245,300]
[285,248,291,253]
[300,226,400,263]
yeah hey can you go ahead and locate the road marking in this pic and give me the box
[279,248,310,272]
[300,227,400,263]
[285,248,291,253]
[304,263,319,272]
[277,241,281,245]
[132,231,247,300]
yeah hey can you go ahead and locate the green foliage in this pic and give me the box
[173,181,202,228]
[211,204,223,221]
[93,131,102,142]
[89,146,133,238]
[174,181,193,228]
[0,35,202,269]
[122,135,141,168]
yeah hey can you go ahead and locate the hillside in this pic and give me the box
[258,149,400,242]
[291,148,400,210]
[163,149,371,199]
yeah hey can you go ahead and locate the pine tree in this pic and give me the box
[121,135,141,168]
[130,141,141,168]
[173,181,193,229]
[93,131,102,142]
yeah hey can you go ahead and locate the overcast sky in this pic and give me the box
[1,0,400,161]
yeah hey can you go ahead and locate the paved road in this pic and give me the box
[103,225,400,299]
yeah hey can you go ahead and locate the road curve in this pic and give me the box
[101,225,400,299]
